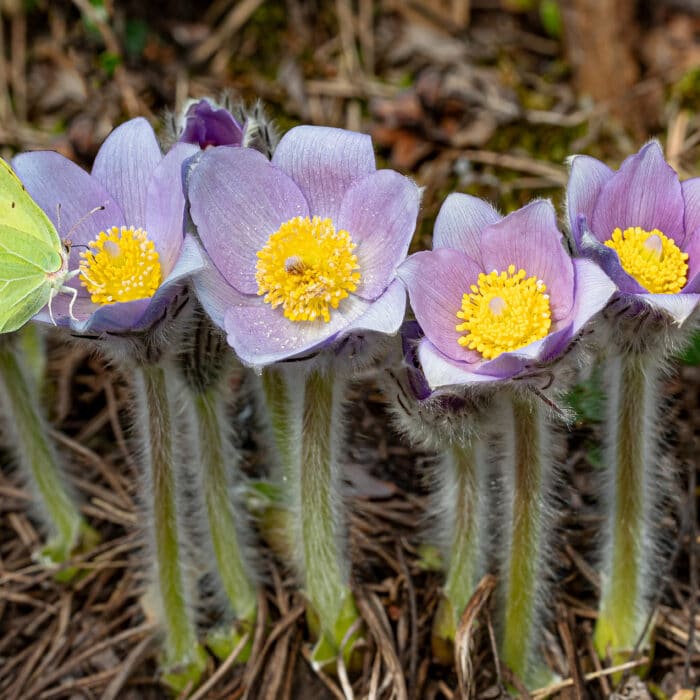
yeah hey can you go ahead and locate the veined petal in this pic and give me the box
[145,142,199,275]
[418,340,504,389]
[566,154,613,246]
[480,199,574,319]
[433,192,500,261]
[192,252,248,331]
[272,125,376,221]
[179,98,244,148]
[91,117,162,225]
[188,146,309,294]
[342,279,406,336]
[638,292,700,326]
[338,170,420,300]
[591,141,684,245]
[398,249,483,364]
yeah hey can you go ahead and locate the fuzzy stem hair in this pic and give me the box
[496,390,555,688]
[431,436,489,654]
[0,334,89,572]
[594,350,660,663]
[134,362,206,689]
[261,361,360,667]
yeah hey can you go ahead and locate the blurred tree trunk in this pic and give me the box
[561,0,652,128]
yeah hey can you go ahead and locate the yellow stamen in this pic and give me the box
[604,226,688,294]
[456,264,552,360]
[79,226,162,305]
[255,215,361,323]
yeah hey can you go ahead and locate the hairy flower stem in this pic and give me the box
[190,381,257,659]
[262,362,360,668]
[432,437,487,658]
[499,391,552,688]
[0,333,93,577]
[594,351,658,664]
[136,362,206,691]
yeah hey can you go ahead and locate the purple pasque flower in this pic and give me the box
[188,125,421,367]
[178,98,244,149]
[398,195,615,390]
[567,140,700,325]
[12,118,203,334]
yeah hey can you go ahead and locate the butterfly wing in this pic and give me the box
[0,224,62,333]
[0,158,62,251]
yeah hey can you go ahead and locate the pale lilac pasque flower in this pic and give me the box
[188,125,421,366]
[13,118,203,334]
[398,195,615,390]
[567,140,700,325]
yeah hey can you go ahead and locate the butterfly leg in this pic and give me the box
[64,285,78,321]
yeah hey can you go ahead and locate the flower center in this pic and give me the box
[255,215,361,323]
[604,226,688,294]
[455,264,552,360]
[79,226,162,305]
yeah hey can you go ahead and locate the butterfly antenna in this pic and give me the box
[64,204,106,242]
[56,203,62,234]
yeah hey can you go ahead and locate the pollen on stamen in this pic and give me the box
[455,265,552,360]
[604,226,688,294]
[255,215,361,323]
[79,226,162,305]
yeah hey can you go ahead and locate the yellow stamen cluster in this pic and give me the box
[255,215,361,323]
[456,264,552,360]
[604,226,688,294]
[79,226,162,305]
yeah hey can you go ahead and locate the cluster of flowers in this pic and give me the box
[1,97,696,693]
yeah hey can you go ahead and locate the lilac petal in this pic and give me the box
[682,178,700,245]
[591,141,685,245]
[637,292,700,326]
[398,249,483,364]
[12,151,125,273]
[342,279,406,336]
[568,258,617,334]
[91,117,162,225]
[71,297,152,334]
[33,294,97,327]
[566,155,613,246]
[433,192,501,261]
[577,227,647,294]
[224,291,379,367]
[337,170,420,300]
[480,199,574,319]
[192,253,247,330]
[272,125,376,221]
[188,147,309,295]
[145,142,199,275]
[179,99,244,148]
[418,340,503,389]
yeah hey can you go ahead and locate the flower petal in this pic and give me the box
[567,258,617,335]
[179,98,244,148]
[433,192,500,261]
[188,146,309,295]
[418,340,503,389]
[12,150,125,274]
[337,170,420,300]
[91,117,162,225]
[342,278,406,336]
[272,125,376,221]
[566,154,613,246]
[145,142,199,275]
[638,292,700,326]
[192,252,248,330]
[398,249,483,363]
[480,199,574,319]
[591,141,685,245]
[224,291,379,367]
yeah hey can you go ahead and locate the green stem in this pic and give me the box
[432,436,486,657]
[0,337,86,570]
[262,363,360,666]
[594,351,655,663]
[194,386,257,622]
[500,391,550,688]
[138,363,205,689]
